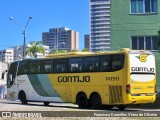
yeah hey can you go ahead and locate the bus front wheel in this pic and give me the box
[76,93,89,109]
[18,91,28,104]
[91,93,102,109]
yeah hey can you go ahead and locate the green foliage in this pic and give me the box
[51,49,68,54]
[51,49,59,54]
[82,48,89,52]
[25,41,45,58]
[60,50,67,53]
[72,49,79,52]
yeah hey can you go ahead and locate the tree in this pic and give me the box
[60,50,68,53]
[51,49,59,54]
[72,49,79,52]
[82,48,89,52]
[25,41,45,58]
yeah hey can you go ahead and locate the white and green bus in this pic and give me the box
[6,48,156,110]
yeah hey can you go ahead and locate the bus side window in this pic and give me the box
[84,57,99,72]
[40,60,53,73]
[29,61,41,74]
[55,59,67,73]
[100,55,111,72]
[111,54,124,71]
[69,58,83,73]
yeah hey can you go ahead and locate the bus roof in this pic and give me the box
[46,48,130,58]
[13,48,154,62]
[46,52,95,58]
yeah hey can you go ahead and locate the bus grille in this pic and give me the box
[109,86,122,104]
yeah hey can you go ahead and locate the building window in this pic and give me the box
[130,0,157,14]
[131,36,158,50]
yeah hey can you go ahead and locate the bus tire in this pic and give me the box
[104,105,114,110]
[44,102,50,106]
[91,93,102,109]
[118,105,126,111]
[76,93,89,109]
[18,91,28,104]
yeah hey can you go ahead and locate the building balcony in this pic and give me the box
[91,43,110,46]
[91,18,110,21]
[91,10,110,14]
[91,22,110,25]
[91,30,110,33]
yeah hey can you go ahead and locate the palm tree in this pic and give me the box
[25,41,45,58]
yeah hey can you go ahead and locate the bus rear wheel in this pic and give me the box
[76,93,89,109]
[91,93,102,109]
[118,105,126,111]
[18,91,28,104]
[104,105,114,110]
[44,102,50,106]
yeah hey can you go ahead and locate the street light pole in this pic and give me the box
[10,16,32,59]
[23,30,26,59]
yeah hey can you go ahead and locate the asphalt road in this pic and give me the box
[0,99,160,119]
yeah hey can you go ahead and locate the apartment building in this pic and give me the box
[84,34,90,50]
[42,27,79,52]
[90,0,111,52]
[0,48,14,63]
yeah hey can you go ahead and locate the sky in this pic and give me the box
[0,0,90,50]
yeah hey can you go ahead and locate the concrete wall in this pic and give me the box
[110,0,160,91]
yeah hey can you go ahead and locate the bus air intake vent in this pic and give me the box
[109,86,122,104]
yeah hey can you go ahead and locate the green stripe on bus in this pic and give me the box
[36,74,60,97]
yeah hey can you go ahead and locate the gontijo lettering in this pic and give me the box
[58,76,90,82]
[131,67,154,72]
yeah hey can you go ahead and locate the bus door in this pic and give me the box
[7,62,18,100]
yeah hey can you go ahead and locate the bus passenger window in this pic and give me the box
[69,58,83,73]
[111,54,124,71]
[40,60,53,73]
[84,57,99,72]
[100,56,111,72]
[29,61,41,74]
[55,60,67,73]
